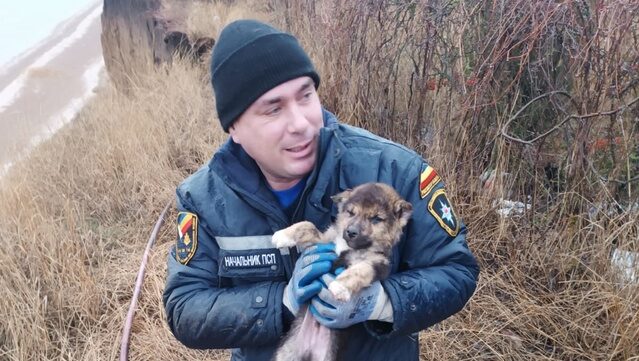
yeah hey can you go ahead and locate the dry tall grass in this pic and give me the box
[1,0,638,360]
[0,59,229,359]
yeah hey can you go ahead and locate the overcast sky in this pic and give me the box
[0,0,98,67]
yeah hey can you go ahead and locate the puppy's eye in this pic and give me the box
[346,209,355,217]
[371,215,385,224]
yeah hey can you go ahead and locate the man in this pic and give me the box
[163,19,479,361]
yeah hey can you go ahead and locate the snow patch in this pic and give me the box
[493,198,531,218]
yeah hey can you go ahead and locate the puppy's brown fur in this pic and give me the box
[272,182,412,361]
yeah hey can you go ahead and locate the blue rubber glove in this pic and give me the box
[309,273,391,329]
[283,243,337,316]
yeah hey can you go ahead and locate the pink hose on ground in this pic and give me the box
[120,200,172,361]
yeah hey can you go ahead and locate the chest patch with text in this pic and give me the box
[222,250,279,269]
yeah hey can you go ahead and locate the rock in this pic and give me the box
[164,31,191,58]
[611,248,639,286]
[101,0,215,90]
[192,37,215,60]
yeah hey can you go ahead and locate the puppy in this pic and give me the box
[272,182,413,361]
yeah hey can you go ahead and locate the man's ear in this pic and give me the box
[331,189,352,207]
[394,199,413,227]
[228,125,241,144]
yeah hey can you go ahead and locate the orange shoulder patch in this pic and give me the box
[176,212,198,265]
[419,164,440,198]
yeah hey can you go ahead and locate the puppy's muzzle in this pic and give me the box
[344,225,372,249]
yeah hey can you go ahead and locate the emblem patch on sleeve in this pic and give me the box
[176,212,198,265]
[419,164,441,198]
[427,189,459,237]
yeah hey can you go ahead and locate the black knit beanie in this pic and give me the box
[210,19,321,132]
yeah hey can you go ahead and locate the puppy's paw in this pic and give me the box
[272,230,296,248]
[329,281,352,302]
[334,236,351,256]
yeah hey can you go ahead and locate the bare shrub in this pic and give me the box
[273,0,639,359]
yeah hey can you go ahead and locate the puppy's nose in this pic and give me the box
[346,226,359,239]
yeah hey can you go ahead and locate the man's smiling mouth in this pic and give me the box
[286,140,312,155]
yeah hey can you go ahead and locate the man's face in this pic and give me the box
[229,76,323,190]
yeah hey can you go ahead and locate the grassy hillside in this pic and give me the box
[1,0,637,360]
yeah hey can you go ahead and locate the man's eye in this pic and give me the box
[370,216,384,224]
[266,107,281,116]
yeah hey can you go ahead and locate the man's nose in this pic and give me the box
[286,103,309,133]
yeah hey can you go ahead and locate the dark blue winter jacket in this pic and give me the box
[163,110,479,360]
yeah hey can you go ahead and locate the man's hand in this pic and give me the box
[309,273,393,329]
[283,243,337,316]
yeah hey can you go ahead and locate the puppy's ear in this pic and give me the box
[331,189,352,207]
[394,199,413,227]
